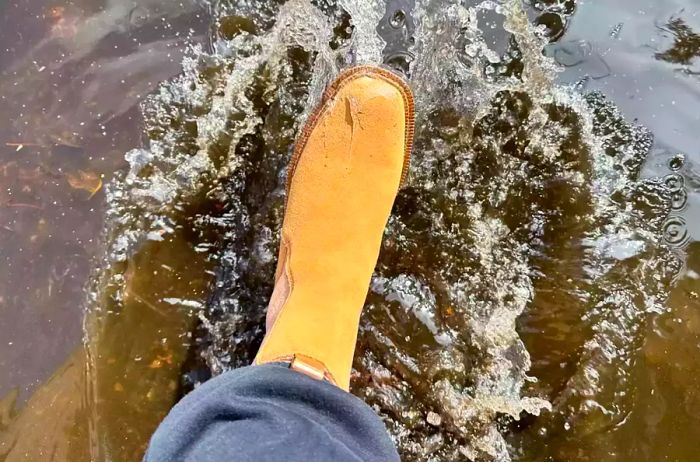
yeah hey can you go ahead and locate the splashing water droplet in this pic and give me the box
[390,9,406,28]
[664,173,684,192]
[669,153,686,172]
[671,190,688,212]
[663,216,690,247]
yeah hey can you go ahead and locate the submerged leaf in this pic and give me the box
[66,170,102,197]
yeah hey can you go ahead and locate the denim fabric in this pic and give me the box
[145,363,399,462]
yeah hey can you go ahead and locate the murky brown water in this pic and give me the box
[2,0,700,461]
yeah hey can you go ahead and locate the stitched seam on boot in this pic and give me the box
[257,233,340,387]
[266,234,292,331]
[256,233,294,363]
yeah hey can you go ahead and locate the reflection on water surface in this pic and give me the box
[2,0,700,460]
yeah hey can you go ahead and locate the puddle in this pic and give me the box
[2,0,699,460]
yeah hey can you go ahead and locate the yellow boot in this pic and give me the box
[254,66,415,391]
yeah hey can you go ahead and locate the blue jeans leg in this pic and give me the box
[145,363,399,462]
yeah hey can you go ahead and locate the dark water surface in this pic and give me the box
[1,0,699,461]
[0,0,207,401]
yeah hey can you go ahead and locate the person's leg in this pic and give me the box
[145,65,414,461]
[145,364,399,462]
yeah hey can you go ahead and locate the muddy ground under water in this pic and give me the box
[1,0,700,461]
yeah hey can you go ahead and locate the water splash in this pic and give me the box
[84,0,683,460]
